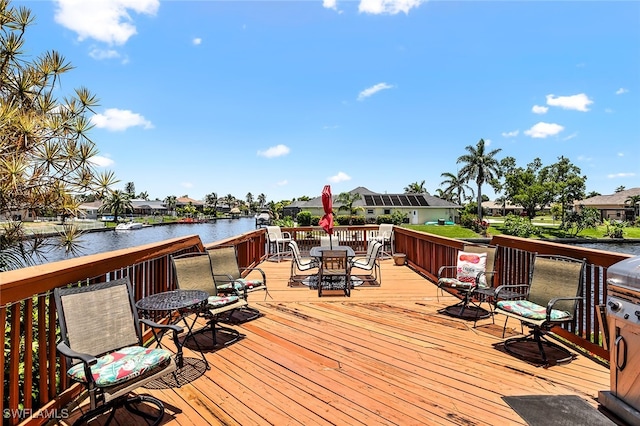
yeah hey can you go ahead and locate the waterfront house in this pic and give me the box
[575,187,640,222]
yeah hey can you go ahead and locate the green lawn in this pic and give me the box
[405,219,640,240]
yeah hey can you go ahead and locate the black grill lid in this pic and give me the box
[607,256,640,290]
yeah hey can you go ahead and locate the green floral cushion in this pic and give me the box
[208,294,239,307]
[438,277,473,289]
[216,281,244,292]
[236,278,263,290]
[496,299,571,321]
[67,346,172,387]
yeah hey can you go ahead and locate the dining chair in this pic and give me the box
[318,249,351,297]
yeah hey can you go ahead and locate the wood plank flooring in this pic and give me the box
[60,258,618,426]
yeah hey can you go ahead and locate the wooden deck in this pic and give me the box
[61,258,616,426]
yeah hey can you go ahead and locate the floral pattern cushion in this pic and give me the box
[496,299,571,321]
[236,278,263,289]
[208,294,239,307]
[67,346,172,387]
[438,277,474,289]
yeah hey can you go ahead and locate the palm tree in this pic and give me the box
[625,194,640,220]
[258,193,267,208]
[246,192,254,214]
[100,190,133,223]
[439,171,474,205]
[164,195,177,216]
[204,192,218,216]
[336,192,364,224]
[125,182,136,197]
[457,139,502,221]
[433,189,454,202]
[404,180,428,194]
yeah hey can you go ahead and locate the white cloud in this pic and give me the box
[605,108,614,114]
[53,0,159,45]
[618,152,624,157]
[562,132,578,141]
[257,144,290,158]
[484,139,492,146]
[323,0,338,11]
[616,88,628,95]
[89,155,114,167]
[192,38,202,46]
[577,155,592,162]
[88,48,120,60]
[546,93,593,112]
[532,105,548,114]
[181,182,193,189]
[328,171,351,183]
[358,83,394,101]
[359,0,425,15]
[91,108,153,131]
[501,130,519,138]
[276,180,288,186]
[524,122,564,138]
[607,172,635,178]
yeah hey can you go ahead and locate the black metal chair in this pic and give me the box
[493,254,586,366]
[54,278,182,425]
[318,249,351,297]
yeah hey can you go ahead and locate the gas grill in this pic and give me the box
[599,256,640,425]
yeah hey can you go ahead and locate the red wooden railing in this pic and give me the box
[0,224,632,425]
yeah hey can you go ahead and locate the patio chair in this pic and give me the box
[54,278,182,426]
[372,224,394,258]
[207,245,270,320]
[437,244,499,321]
[288,240,319,287]
[494,254,586,366]
[266,225,292,262]
[318,249,351,297]
[350,240,382,286]
[171,252,246,343]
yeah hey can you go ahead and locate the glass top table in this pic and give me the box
[309,245,356,259]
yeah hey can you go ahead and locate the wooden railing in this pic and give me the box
[1,224,633,424]
[1,229,267,426]
[394,227,633,361]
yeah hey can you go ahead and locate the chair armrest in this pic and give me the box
[213,273,244,297]
[139,319,184,351]
[437,265,456,279]
[57,341,97,366]
[546,297,584,320]
[239,266,267,283]
[494,283,529,301]
[281,231,292,239]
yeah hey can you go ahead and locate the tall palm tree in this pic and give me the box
[439,171,474,205]
[204,192,218,215]
[625,194,640,220]
[457,138,502,220]
[100,190,133,223]
[164,195,177,216]
[404,180,427,194]
[258,193,267,208]
[336,192,363,224]
[125,182,136,197]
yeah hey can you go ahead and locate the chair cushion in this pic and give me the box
[438,277,474,289]
[456,251,487,286]
[236,278,264,290]
[496,300,571,321]
[208,294,240,307]
[67,346,172,387]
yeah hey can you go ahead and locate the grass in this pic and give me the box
[405,218,640,240]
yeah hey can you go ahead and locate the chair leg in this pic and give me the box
[75,394,165,426]
[503,328,576,366]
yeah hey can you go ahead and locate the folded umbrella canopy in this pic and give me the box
[318,185,334,248]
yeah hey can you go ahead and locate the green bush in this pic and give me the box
[296,211,312,226]
[335,215,365,225]
[502,214,541,238]
[311,216,321,226]
[376,215,393,224]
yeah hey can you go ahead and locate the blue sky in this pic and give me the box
[19,0,640,203]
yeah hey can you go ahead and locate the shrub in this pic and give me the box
[311,216,321,226]
[604,220,626,239]
[502,214,541,238]
[296,211,312,226]
[376,215,393,224]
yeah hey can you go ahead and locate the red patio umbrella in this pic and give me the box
[318,185,334,248]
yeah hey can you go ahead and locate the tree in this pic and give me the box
[204,192,218,216]
[502,158,553,219]
[585,191,601,199]
[125,182,136,197]
[404,180,428,194]
[164,195,177,216]
[100,190,132,223]
[138,191,149,200]
[542,156,586,227]
[433,188,454,202]
[258,193,267,208]
[625,194,640,220]
[1,1,116,270]
[439,171,473,205]
[615,186,626,193]
[336,192,363,224]
[456,139,502,220]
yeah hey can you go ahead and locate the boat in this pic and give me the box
[115,222,143,231]
[255,210,272,227]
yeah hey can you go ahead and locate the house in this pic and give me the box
[481,200,524,217]
[574,187,640,222]
[176,196,205,212]
[283,186,461,225]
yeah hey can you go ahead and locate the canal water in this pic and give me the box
[40,218,259,264]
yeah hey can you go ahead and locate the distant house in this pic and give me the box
[574,187,640,221]
[176,196,205,212]
[481,200,524,217]
[283,186,461,225]
[131,200,168,216]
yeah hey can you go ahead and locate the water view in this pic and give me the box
[40,218,259,264]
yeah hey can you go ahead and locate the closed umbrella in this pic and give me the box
[318,185,334,248]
